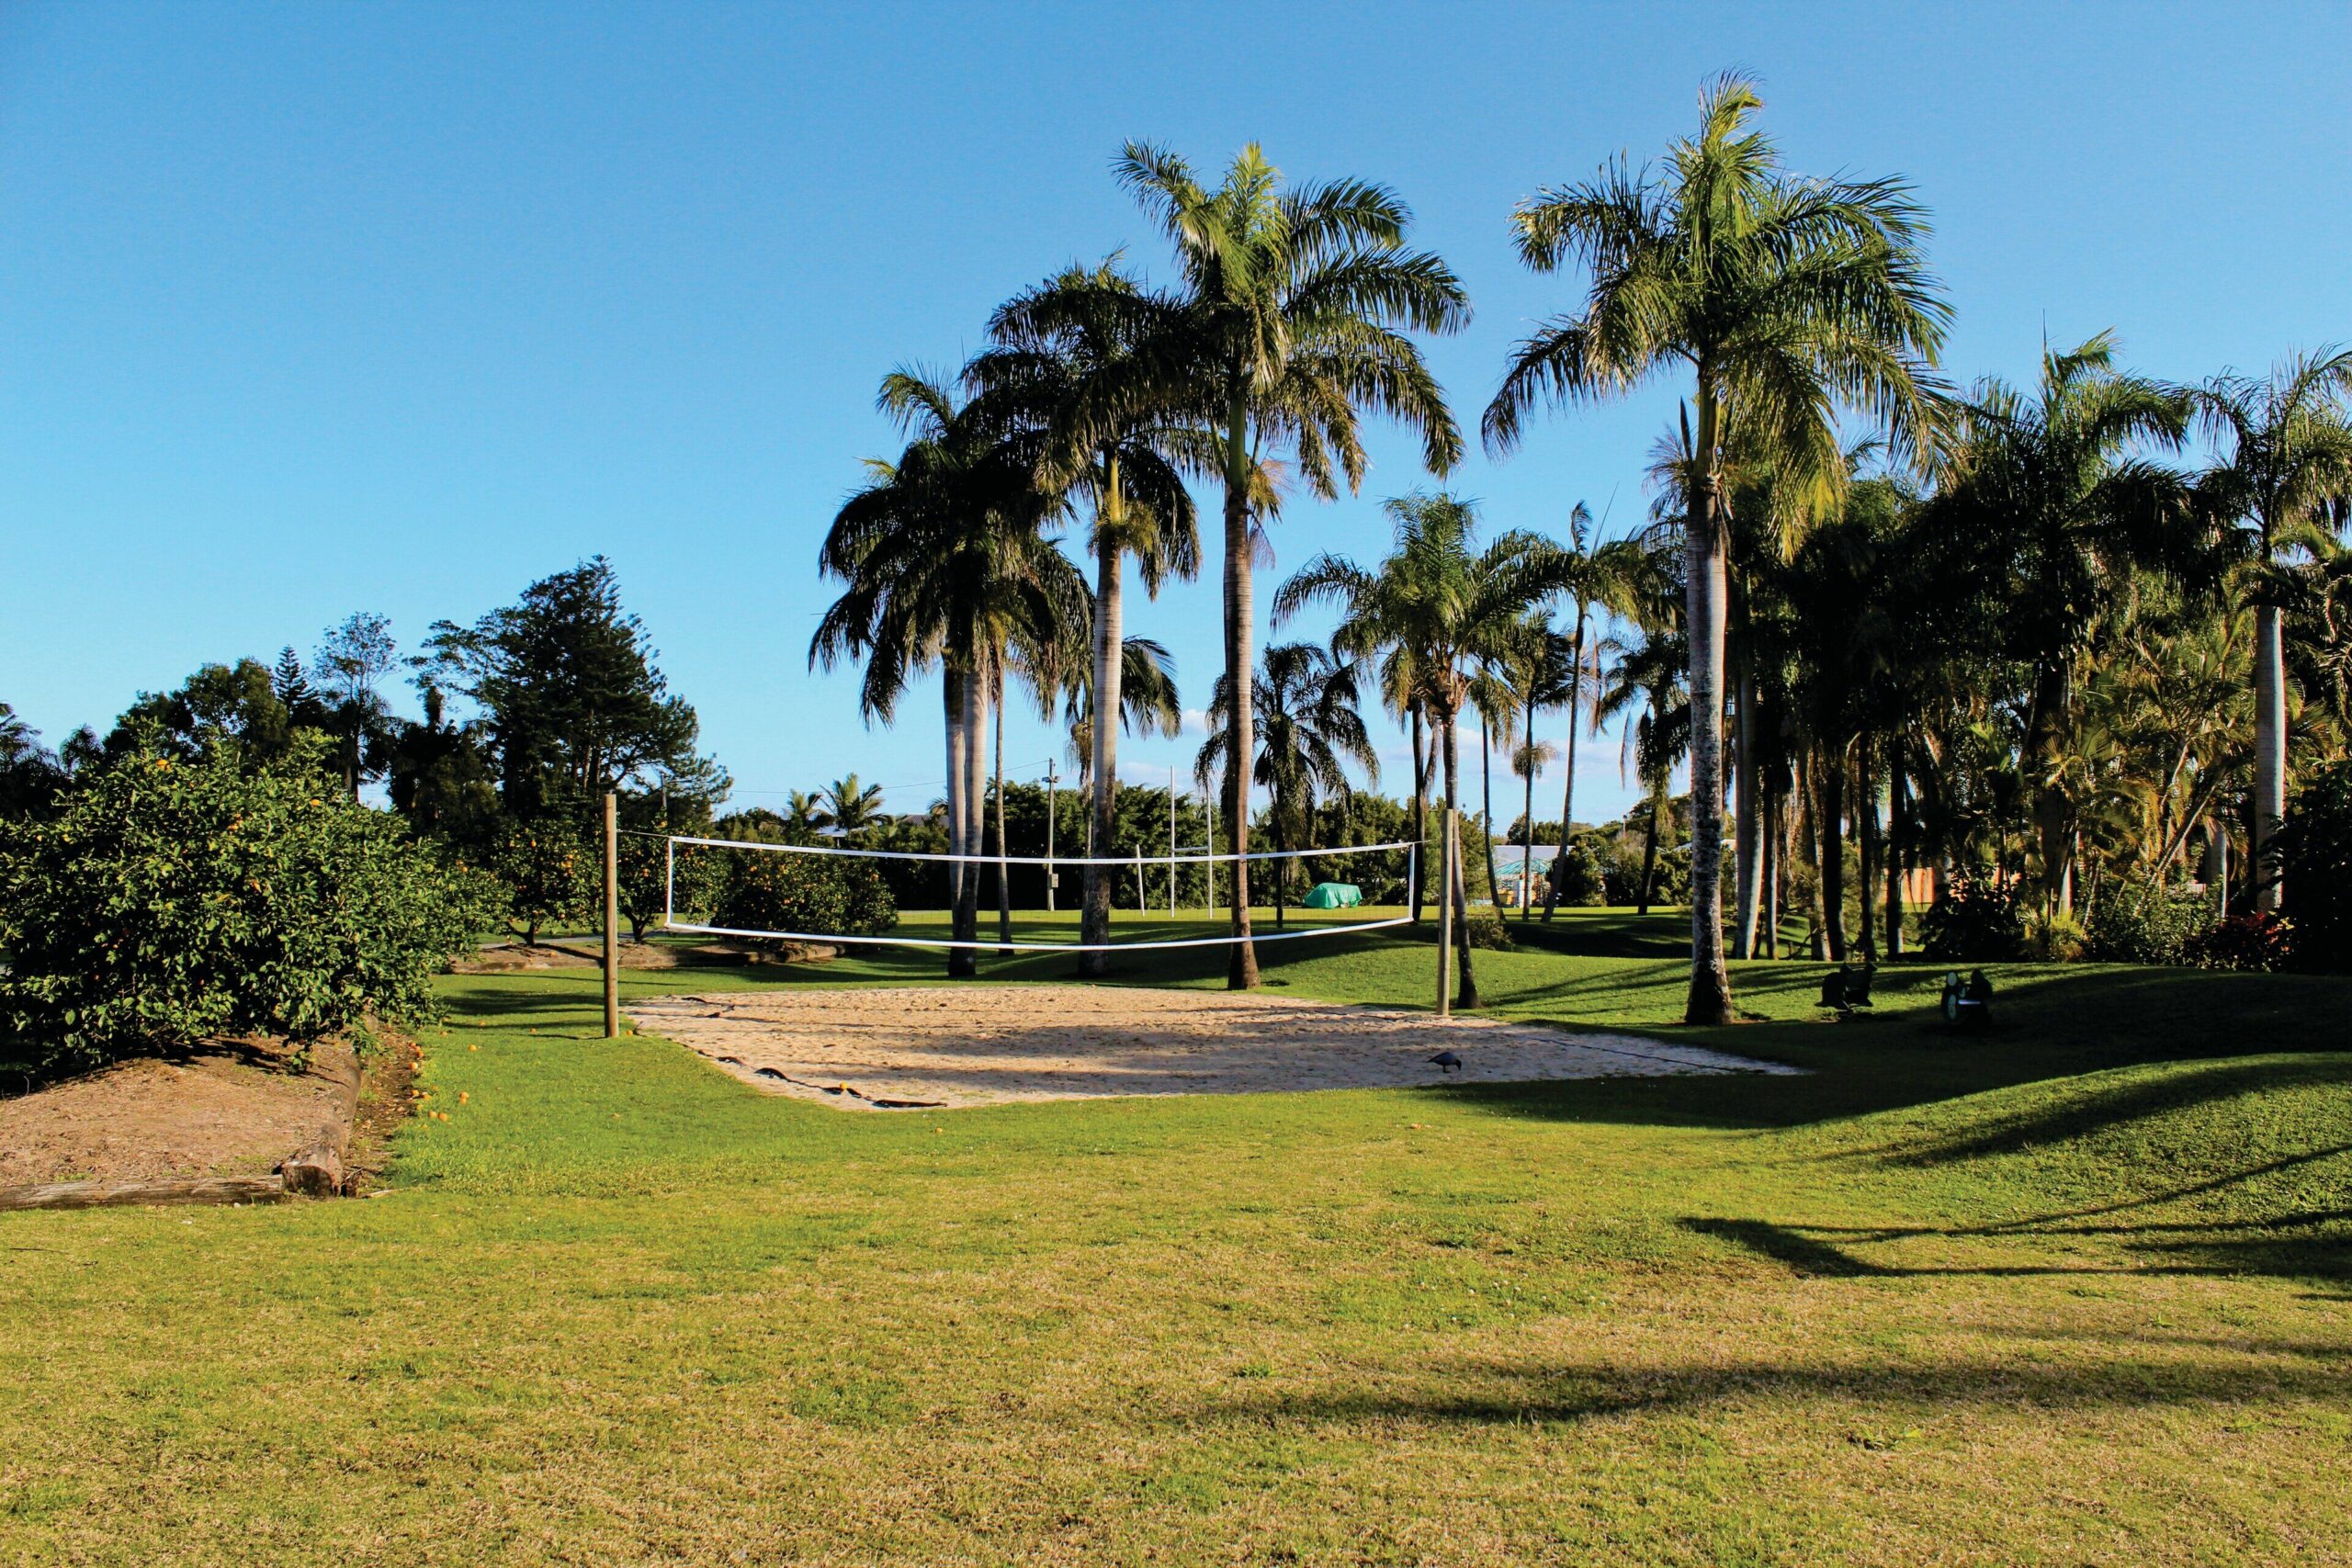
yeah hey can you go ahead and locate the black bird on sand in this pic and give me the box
[1428,1051,1464,1074]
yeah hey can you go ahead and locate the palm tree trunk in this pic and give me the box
[1885,756,1907,957]
[1479,711,1501,917]
[1683,386,1735,1024]
[1820,754,1848,963]
[1733,662,1760,960]
[1637,782,1662,917]
[1081,466,1124,974]
[944,673,966,913]
[1544,615,1585,921]
[1409,701,1428,924]
[993,666,1012,954]
[1855,741,1880,964]
[1520,685,1538,919]
[2254,600,2286,910]
[1761,787,1781,959]
[1804,763,1828,962]
[1442,712,1478,1009]
[1220,386,1259,989]
[1272,805,1287,931]
[949,663,985,978]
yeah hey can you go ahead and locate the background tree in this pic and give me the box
[311,612,398,799]
[1277,492,1559,1006]
[2193,348,2352,908]
[1118,140,1468,987]
[818,773,886,834]
[1195,642,1377,928]
[972,258,1204,973]
[1485,72,1949,1023]
[105,659,300,765]
[427,558,718,820]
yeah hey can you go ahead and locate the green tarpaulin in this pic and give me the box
[1303,882,1363,908]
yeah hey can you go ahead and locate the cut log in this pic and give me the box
[280,1036,365,1196]
[0,1176,289,1212]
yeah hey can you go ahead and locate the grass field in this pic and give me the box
[4,908,2348,1564]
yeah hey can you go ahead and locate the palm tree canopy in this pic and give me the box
[1194,641,1379,817]
[1483,73,1951,486]
[810,370,1088,721]
[1114,141,1471,492]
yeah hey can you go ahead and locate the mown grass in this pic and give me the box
[3,908,2347,1565]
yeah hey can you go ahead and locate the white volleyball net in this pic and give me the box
[657,831,1419,953]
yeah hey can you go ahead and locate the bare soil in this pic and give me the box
[628,984,1798,1111]
[0,1041,349,1186]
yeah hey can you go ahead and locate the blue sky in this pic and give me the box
[5,2,2347,826]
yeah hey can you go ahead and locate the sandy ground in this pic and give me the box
[628,985,1800,1111]
[0,1045,342,1185]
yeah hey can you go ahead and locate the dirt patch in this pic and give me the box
[0,1041,353,1186]
[448,942,600,974]
[628,985,1800,1111]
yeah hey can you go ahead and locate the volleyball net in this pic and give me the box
[656,830,1419,953]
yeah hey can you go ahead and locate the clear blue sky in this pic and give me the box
[5,2,2346,826]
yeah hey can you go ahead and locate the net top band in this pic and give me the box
[664,833,1419,868]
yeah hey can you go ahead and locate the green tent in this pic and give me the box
[1303,882,1363,909]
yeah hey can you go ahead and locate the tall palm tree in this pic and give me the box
[1116,141,1468,987]
[1276,492,1560,1008]
[811,370,1085,976]
[1483,73,1949,1024]
[974,260,1207,971]
[1925,334,2195,915]
[1195,642,1378,930]
[2193,347,2352,908]
[1598,623,1692,917]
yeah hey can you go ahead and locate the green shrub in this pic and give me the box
[2277,761,2352,973]
[2086,881,2209,964]
[1548,840,1609,907]
[2025,909,2087,963]
[2184,911,2293,973]
[1919,878,2026,962]
[0,739,497,1076]
[715,849,897,938]
[492,817,594,944]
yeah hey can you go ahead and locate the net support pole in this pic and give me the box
[663,834,674,929]
[1169,767,1177,919]
[602,791,621,1039]
[1435,808,1456,1020]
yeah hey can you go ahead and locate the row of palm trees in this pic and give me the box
[814,73,2351,1016]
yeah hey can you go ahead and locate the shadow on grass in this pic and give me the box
[1187,1346,2352,1428]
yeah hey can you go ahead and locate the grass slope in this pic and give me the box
[3,908,2346,1565]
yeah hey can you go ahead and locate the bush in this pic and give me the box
[492,817,594,944]
[2277,760,2352,973]
[0,739,496,1076]
[2183,911,2293,973]
[2025,909,2087,963]
[2086,881,2209,964]
[1548,840,1609,907]
[716,849,897,938]
[1919,879,2026,962]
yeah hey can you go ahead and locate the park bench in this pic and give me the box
[1818,964,1875,1014]
[1939,969,1995,1030]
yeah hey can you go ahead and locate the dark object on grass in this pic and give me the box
[1818,964,1875,1014]
[1427,1051,1464,1074]
[1939,969,1994,1030]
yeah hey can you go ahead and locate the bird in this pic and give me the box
[1427,1051,1464,1074]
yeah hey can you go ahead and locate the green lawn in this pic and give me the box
[4,909,2347,1564]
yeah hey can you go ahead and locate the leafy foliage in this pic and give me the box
[492,818,594,946]
[2086,881,2211,964]
[2277,760,2352,970]
[1920,880,2029,962]
[0,738,495,1075]
[2184,911,2295,972]
[714,850,898,940]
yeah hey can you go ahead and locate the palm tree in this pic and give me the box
[1275,492,1560,1008]
[817,773,885,834]
[1925,334,2195,916]
[811,370,1085,976]
[1533,503,1645,919]
[2193,348,2352,908]
[1116,141,1469,987]
[1195,643,1378,930]
[1483,73,1949,1024]
[1598,623,1692,917]
[973,260,1207,971]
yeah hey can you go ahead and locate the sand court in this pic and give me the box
[628,984,1800,1110]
